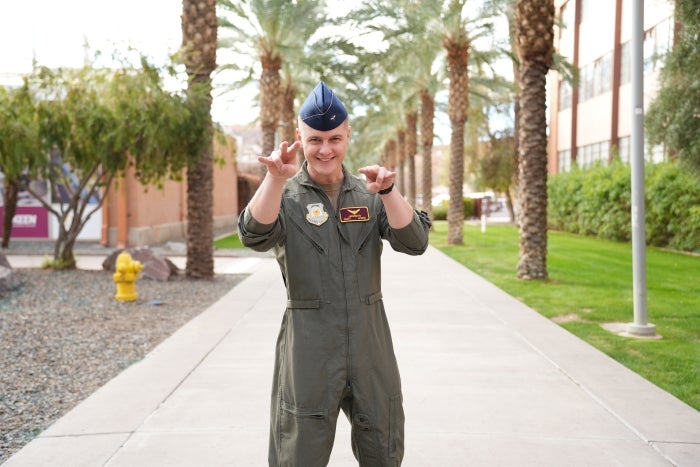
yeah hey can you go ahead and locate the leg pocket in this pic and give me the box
[351,411,382,465]
[279,399,333,467]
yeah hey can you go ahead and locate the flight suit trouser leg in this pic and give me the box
[341,392,404,467]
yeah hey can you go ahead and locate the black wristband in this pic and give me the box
[378,184,394,195]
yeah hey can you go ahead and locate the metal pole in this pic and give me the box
[627,0,656,336]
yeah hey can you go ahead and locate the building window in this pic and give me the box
[579,63,593,101]
[558,1,575,57]
[620,41,630,85]
[559,79,572,110]
[576,141,611,169]
[655,16,673,56]
[558,149,572,173]
[580,0,591,24]
[561,1,575,32]
[643,28,656,73]
[594,53,612,95]
[619,16,672,82]
[617,136,630,163]
[579,52,613,102]
[646,139,667,164]
[616,136,666,164]
[577,144,589,168]
[644,16,674,74]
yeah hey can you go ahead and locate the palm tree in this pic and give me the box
[279,69,298,153]
[442,0,471,245]
[405,110,418,206]
[507,1,523,225]
[219,0,327,158]
[396,128,406,193]
[0,82,41,249]
[514,0,555,280]
[345,1,445,216]
[278,37,355,167]
[419,88,436,217]
[399,2,443,215]
[342,57,410,171]
[182,0,217,278]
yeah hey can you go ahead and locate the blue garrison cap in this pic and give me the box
[299,81,348,131]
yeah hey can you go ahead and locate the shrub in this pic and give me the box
[431,197,475,221]
[548,161,700,252]
[433,203,448,221]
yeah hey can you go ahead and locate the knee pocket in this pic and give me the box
[278,400,332,466]
[351,394,404,465]
[389,394,404,461]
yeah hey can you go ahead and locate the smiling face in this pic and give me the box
[296,118,351,185]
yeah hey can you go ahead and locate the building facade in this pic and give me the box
[548,0,675,174]
[102,134,239,247]
[1,134,239,248]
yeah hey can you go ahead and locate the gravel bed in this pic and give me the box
[0,267,245,464]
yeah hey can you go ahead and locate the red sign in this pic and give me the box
[0,206,50,238]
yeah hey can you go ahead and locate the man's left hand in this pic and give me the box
[358,165,396,194]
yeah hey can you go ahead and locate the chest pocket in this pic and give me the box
[282,211,331,299]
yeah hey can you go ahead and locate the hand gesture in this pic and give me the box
[358,165,396,193]
[257,141,301,180]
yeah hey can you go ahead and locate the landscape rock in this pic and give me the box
[102,248,179,281]
[0,265,21,294]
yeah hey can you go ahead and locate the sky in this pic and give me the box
[0,1,180,70]
[0,0,255,126]
[0,0,368,128]
[0,0,510,136]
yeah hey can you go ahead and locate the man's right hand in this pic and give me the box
[258,141,301,180]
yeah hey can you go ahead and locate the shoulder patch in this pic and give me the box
[306,203,329,226]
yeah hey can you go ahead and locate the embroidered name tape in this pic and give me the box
[340,206,370,223]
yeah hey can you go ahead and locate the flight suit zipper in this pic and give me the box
[309,182,353,388]
[336,188,352,386]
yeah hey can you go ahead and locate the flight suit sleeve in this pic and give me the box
[384,209,431,256]
[237,206,284,252]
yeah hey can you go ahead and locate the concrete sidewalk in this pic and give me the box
[4,246,699,466]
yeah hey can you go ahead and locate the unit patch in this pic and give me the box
[306,203,329,226]
[340,206,370,223]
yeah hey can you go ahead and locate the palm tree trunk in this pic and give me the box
[508,1,522,226]
[516,60,549,280]
[515,0,554,280]
[260,54,282,158]
[443,30,469,246]
[405,112,417,207]
[396,129,406,194]
[447,120,465,245]
[279,82,301,166]
[186,81,215,278]
[420,89,435,218]
[182,0,217,279]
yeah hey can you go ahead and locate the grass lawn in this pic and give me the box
[430,221,700,411]
[213,232,245,249]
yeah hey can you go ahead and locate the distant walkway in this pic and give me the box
[4,245,699,466]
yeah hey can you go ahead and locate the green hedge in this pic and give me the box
[548,161,700,252]
[432,197,475,221]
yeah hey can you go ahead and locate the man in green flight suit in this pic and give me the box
[238,81,431,466]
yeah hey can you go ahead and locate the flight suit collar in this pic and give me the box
[296,161,354,194]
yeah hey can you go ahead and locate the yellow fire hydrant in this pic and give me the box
[113,251,143,302]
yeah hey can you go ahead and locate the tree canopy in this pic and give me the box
[646,1,700,176]
[0,58,211,268]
